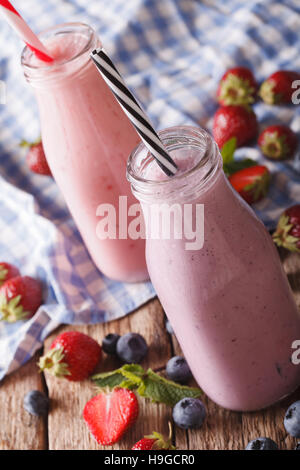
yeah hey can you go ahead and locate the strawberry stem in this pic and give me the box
[38,347,71,377]
[261,133,289,159]
[20,137,42,148]
[273,214,300,253]
[219,74,255,106]
[145,422,176,450]
[0,294,29,323]
[259,80,277,105]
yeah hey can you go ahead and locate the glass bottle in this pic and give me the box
[127,125,300,411]
[21,23,148,282]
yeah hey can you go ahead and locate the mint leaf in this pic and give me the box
[223,158,256,177]
[221,137,237,165]
[92,364,145,389]
[119,364,145,386]
[92,370,126,388]
[137,369,202,407]
[92,365,202,407]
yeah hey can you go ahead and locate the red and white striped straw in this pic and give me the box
[0,0,53,62]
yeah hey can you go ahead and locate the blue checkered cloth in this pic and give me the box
[0,0,300,379]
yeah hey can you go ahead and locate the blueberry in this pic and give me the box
[165,319,174,335]
[284,401,300,438]
[166,356,193,384]
[245,438,278,450]
[23,390,49,417]
[116,333,148,363]
[172,397,206,429]
[102,333,120,355]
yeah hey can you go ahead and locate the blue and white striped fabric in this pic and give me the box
[0,0,299,379]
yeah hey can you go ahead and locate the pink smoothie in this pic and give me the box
[129,126,300,411]
[22,24,148,282]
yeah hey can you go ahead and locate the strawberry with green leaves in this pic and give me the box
[229,165,270,205]
[0,262,20,287]
[258,125,298,160]
[272,205,300,253]
[132,423,175,450]
[259,70,300,105]
[39,331,102,381]
[0,275,42,323]
[83,388,139,446]
[213,105,258,149]
[220,138,270,205]
[217,66,257,107]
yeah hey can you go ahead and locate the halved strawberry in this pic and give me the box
[132,423,175,450]
[258,125,298,160]
[217,67,257,106]
[83,388,139,446]
[228,165,270,205]
[272,205,300,253]
[0,262,20,287]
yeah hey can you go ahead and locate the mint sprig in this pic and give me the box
[92,364,201,407]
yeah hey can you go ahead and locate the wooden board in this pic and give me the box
[0,251,299,450]
[0,353,47,450]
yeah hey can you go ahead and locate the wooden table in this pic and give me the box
[0,249,299,450]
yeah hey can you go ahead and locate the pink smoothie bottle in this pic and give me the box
[21,23,148,282]
[127,125,300,411]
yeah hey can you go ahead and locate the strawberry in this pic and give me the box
[259,70,300,105]
[272,205,300,253]
[258,125,298,160]
[217,67,257,106]
[132,423,175,450]
[0,275,42,322]
[132,437,161,450]
[20,139,52,176]
[39,331,102,381]
[83,388,139,446]
[228,165,270,205]
[213,106,258,149]
[0,262,20,287]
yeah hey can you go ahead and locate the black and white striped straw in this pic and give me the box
[90,47,178,177]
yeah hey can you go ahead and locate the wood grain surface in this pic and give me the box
[0,251,299,450]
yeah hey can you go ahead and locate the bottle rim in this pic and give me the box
[21,22,98,81]
[127,125,222,202]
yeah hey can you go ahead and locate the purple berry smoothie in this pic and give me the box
[128,126,300,411]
